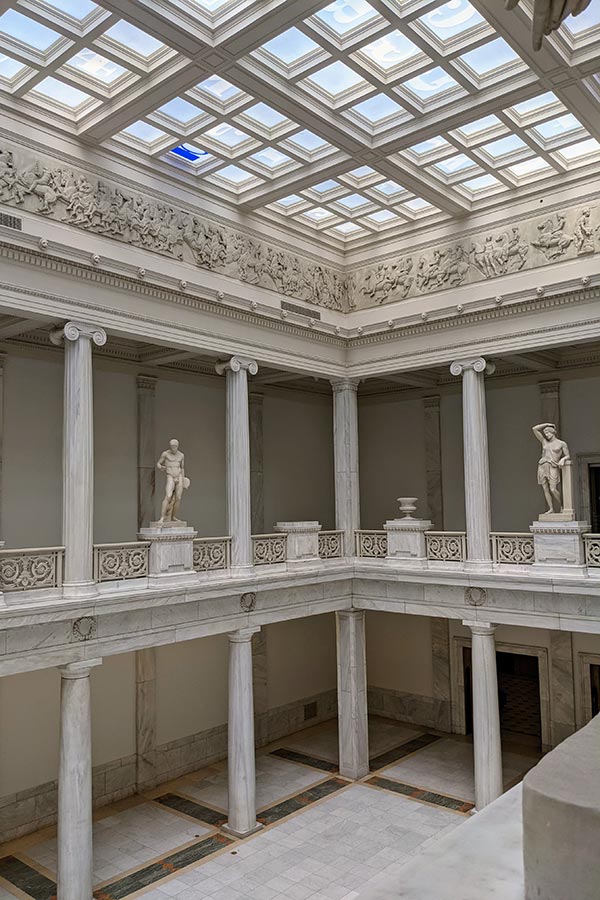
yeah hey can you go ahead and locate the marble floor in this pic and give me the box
[0,718,540,900]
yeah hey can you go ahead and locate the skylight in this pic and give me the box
[0,9,62,52]
[416,1,485,41]
[66,49,127,84]
[359,30,422,70]
[0,53,25,80]
[458,37,520,75]
[213,164,255,184]
[196,75,243,103]
[204,123,250,147]
[402,67,460,99]
[242,103,287,128]
[480,134,528,158]
[260,27,320,65]
[31,77,92,108]
[312,0,380,37]
[123,120,168,142]
[42,0,99,18]
[305,60,366,96]
[157,97,206,123]
[102,21,164,58]
[350,93,405,123]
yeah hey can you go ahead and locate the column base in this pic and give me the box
[222,821,263,839]
[62,580,98,600]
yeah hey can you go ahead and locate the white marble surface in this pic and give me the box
[216,356,258,568]
[382,737,536,803]
[469,622,503,809]
[284,717,423,764]
[57,659,101,900]
[358,785,524,900]
[336,609,369,780]
[226,626,260,835]
[450,358,494,564]
[28,801,210,884]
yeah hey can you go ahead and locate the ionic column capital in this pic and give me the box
[330,377,359,394]
[450,357,495,377]
[215,356,258,376]
[228,626,261,643]
[58,658,102,679]
[136,374,157,393]
[50,321,107,347]
[463,621,496,636]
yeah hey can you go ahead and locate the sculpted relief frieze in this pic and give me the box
[349,204,599,309]
[0,146,346,312]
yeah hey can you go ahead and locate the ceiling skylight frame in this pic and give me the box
[301,180,347,203]
[449,115,508,148]
[305,2,387,52]
[249,31,330,81]
[329,191,378,218]
[472,135,534,170]
[342,91,412,134]
[526,117,589,154]
[56,51,138,99]
[24,74,100,119]
[149,100,216,136]
[350,29,430,85]
[94,29,176,74]
[205,161,264,195]
[21,0,111,37]
[338,166,381,190]
[408,7,493,59]
[242,146,301,180]
[393,67,467,114]
[452,172,507,200]
[426,152,482,185]
[233,103,297,142]
[163,144,222,176]
[0,18,72,69]
[187,74,251,115]
[299,60,374,110]
[0,54,35,92]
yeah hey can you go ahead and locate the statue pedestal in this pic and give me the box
[530,520,588,574]
[384,518,432,567]
[274,521,320,568]
[138,521,197,587]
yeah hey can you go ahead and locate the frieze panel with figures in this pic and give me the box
[349,204,599,309]
[0,146,346,312]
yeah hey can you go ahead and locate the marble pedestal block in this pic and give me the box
[274,521,320,566]
[138,522,197,586]
[530,521,588,573]
[384,518,432,567]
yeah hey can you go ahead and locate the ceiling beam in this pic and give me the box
[138,348,199,365]
[0,318,45,339]
[384,372,440,388]
[506,351,560,371]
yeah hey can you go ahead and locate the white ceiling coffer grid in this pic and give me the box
[0,0,599,249]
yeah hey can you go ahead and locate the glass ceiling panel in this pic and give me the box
[416,1,485,41]
[103,21,165,57]
[0,53,26,79]
[242,102,287,127]
[41,0,99,18]
[561,5,600,33]
[158,96,206,123]
[458,37,520,75]
[197,74,243,102]
[260,27,321,64]
[359,30,422,69]
[0,9,62,52]
[531,113,581,139]
[306,60,366,94]
[32,76,92,107]
[401,66,460,98]
[66,49,128,83]
[351,92,405,122]
[313,0,381,36]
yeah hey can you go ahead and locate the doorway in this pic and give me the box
[462,647,542,748]
[591,663,600,718]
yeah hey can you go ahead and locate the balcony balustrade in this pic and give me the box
[584,534,600,568]
[192,537,232,572]
[252,533,287,566]
[355,530,388,558]
[491,532,535,565]
[425,532,467,563]
[93,542,150,582]
[318,530,344,559]
[0,547,64,592]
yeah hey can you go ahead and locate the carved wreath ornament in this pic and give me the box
[71,615,97,642]
[465,587,487,607]
[240,592,257,612]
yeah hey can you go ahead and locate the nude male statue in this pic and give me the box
[156,439,189,523]
[532,423,571,514]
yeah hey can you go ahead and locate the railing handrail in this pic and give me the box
[252,532,288,539]
[320,529,343,535]
[490,531,533,537]
[427,530,466,536]
[0,545,65,555]
[94,541,151,549]
[354,529,386,535]
[583,533,600,539]
[193,535,232,543]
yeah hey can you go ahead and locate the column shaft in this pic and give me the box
[468,622,502,810]
[336,610,369,779]
[52,322,106,594]
[249,392,265,535]
[451,358,494,564]
[57,659,101,900]
[332,380,360,555]
[136,648,157,789]
[226,628,261,837]
[216,357,258,567]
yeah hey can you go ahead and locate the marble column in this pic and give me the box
[215,357,258,568]
[225,627,262,837]
[336,610,369,780]
[137,375,157,529]
[249,391,265,536]
[51,322,107,597]
[539,379,561,433]
[466,622,503,810]
[423,395,444,529]
[136,648,157,790]
[331,379,360,556]
[57,658,102,900]
[450,358,495,566]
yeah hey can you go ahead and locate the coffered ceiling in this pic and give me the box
[1,0,599,250]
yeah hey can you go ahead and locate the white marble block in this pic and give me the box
[530,520,588,572]
[138,521,197,586]
[384,517,432,565]
[274,521,320,563]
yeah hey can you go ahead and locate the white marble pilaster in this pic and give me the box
[465,621,502,810]
[51,322,106,598]
[225,626,262,837]
[450,358,495,567]
[57,658,102,900]
[539,379,561,433]
[336,610,369,780]
[136,375,156,530]
[216,357,258,569]
[136,647,157,790]
[331,379,360,556]
[423,395,444,529]
[249,391,264,536]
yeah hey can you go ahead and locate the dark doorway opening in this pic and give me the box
[463,647,542,749]
[589,465,600,532]
[591,664,600,718]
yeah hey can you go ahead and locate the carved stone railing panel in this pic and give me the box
[0,547,64,592]
[0,145,345,311]
[491,533,535,565]
[252,533,287,566]
[348,205,599,310]
[93,542,150,582]
[425,531,467,563]
[193,537,231,572]
[318,530,344,559]
[355,530,388,558]
[584,535,600,568]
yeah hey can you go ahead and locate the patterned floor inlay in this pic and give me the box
[92,833,232,900]
[0,856,56,900]
[368,776,474,814]
[154,793,227,827]
[257,777,347,825]
[269,746,339,772]
[370,733,442,770]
